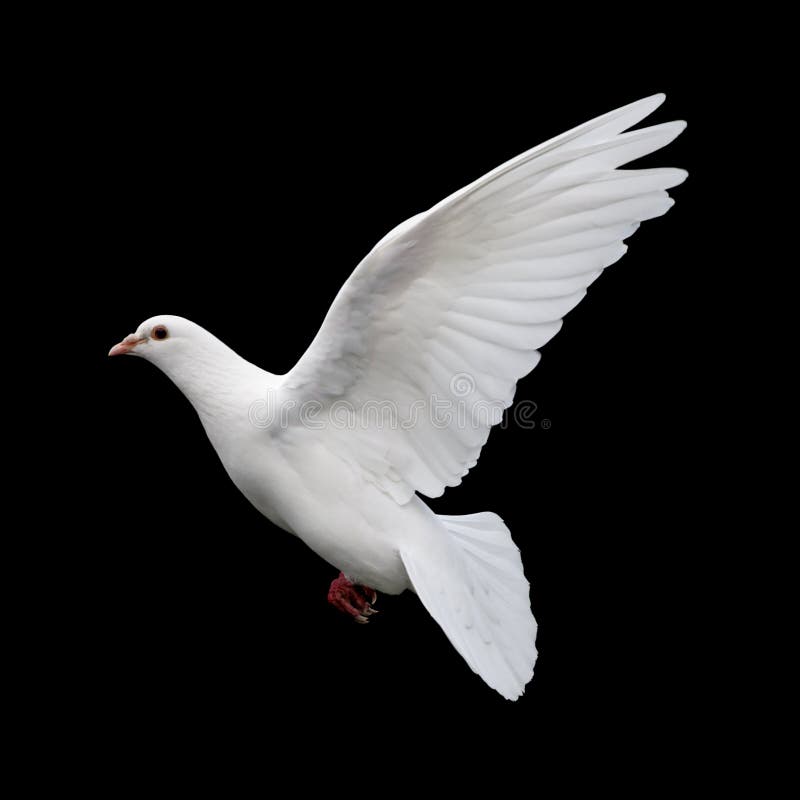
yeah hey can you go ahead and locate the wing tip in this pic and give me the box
[673,167,689,185]
[666,120,688,148]
[643,119,687,147]
[631,92,666,117]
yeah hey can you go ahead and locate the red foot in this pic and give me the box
[327,572,378,624]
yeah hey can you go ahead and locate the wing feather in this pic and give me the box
[280,95,686,503]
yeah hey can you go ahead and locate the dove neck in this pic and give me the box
[159,342,277,421]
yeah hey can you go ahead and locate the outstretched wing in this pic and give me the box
[280,94,686,504]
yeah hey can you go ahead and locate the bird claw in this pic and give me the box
[327,572,379,624]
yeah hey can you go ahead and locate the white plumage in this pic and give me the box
[110,95,686,700]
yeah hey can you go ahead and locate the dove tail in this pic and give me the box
[400,512,537,700]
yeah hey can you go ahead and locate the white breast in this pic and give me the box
[211,420,417,594]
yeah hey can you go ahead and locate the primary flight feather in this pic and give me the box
[109,94,686,700]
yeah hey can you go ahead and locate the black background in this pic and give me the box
[42,27,716,782]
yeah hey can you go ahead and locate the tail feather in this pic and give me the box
[400,512,537,700]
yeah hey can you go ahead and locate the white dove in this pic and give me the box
[109,94,686,700]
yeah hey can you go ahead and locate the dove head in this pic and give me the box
[108,315,264,407]
[108,315,215,362]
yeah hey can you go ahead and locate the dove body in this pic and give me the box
[119,315,423,594]
[110,95,686,699]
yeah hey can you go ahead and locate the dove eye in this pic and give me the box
[152,325,169,341]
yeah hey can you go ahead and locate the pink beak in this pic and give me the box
[108,334,146,357]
